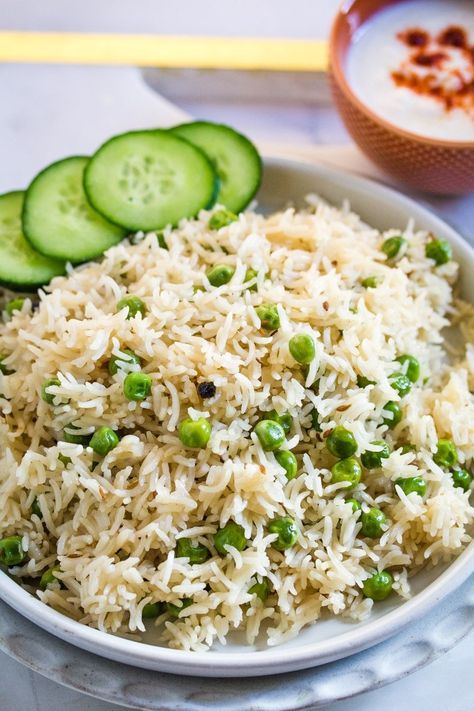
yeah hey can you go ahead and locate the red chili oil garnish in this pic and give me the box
[397,28,429,48]
[414,52,446,68]
[390,23,474,118]
[438,26,467,49]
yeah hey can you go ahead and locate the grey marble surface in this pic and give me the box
[1,1,473,709]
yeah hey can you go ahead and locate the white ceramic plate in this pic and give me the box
[0,157,473,678]
[1,575,474,710]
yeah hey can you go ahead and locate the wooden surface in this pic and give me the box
[0,32,328,70]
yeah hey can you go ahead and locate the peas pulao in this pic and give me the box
[0,196,473,651]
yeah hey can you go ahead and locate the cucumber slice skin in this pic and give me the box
[170,121,262,213]
[0,191,65,291]
[83,130,219,232]
[22,156,126,264]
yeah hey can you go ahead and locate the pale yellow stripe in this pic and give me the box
[0,32,328,71]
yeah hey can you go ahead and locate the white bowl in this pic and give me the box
[1,157,473,678]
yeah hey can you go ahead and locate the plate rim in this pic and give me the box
[1,155,473,678]
[1,575,473,710]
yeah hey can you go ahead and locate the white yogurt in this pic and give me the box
[346,0,474,142]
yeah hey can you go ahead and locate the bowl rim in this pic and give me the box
[0,155,473,678]
[330,0,474,150]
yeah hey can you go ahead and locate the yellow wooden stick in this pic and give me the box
[0,32,328,71]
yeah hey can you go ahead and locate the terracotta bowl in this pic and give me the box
[329,0,474,195]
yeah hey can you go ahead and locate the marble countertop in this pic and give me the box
[0,1,473,709]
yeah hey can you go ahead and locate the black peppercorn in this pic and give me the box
[197,381,216,399]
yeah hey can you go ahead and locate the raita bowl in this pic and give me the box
[330,0,474,195]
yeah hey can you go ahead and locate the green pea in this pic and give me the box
[357,375,375,388]
[175,537,210,564]
[41,377,61,405]
[360,508,387,538]
[382,235,407,260]
[396,355,420,383]
[244,268,258,292]
[268,516,298,550]
[123,372,152,401]
[330,457,362,490]
[389,372,411,397]
[5,298,25,318]
[31,497,42,518]
[275,450,298,480]
[178,417,212,449]
[382,401,402,429]
[361,276,380,288]
[39,564,61,590]
[310,408,322,432]
[62,426,91,446]
[214,522,248,555]
[327,426,357,459]
[117,295,147,319]
[346,498,361,513]
[362,570,393,601]
[433,439,458,468]
[90,427,119,456]
[0,535,27,566]
[206,264,235,287]
[451,468,472,492]
[255,303,280,331]
[249,577,270,602]
[262,409,292,434]
[361,441,390,469]
[208,209,238,230]
[288,333,316,365]
[425,239,452,266]
[254,419,286,452]
[142,602,164,619]
[166,598,193,618]
[395,476,427,497]
[108,349,142,375]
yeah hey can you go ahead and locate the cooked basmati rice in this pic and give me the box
[1,197,473,651]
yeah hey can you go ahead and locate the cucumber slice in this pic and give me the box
[23,156,126,263]
[83,130,218,232]
[0,191,65,291]
[171,121,262,213]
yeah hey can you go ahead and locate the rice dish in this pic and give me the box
[0,197,473,651]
